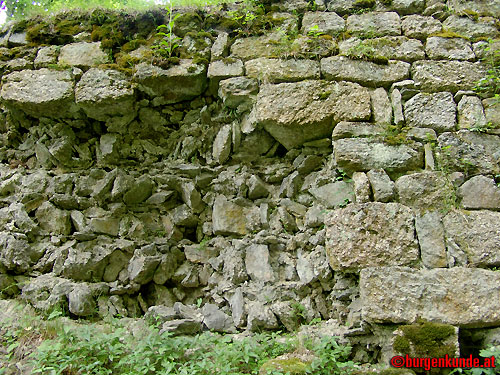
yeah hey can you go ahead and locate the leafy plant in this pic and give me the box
[306,24,324,38]
[153,3,182,59]
[475,39,500,102]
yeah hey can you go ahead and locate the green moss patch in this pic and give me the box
[260,357,311,375]
[393,321,457,358]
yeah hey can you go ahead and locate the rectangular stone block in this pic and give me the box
[360,267,500,327]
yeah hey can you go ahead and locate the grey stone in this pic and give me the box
[35,201,71,235]
[448,0,500,18]
[1,69,76,118]
[248,175,269,199]
[321,56,410,87]
[457,175,500,210]
[61,241,113,282]
[424,143,435,170]
[123,176,153,205]
[395,172,454,211]
[401,15,442,40]
[425,37,474,61]
[346,12,401,38]
[457,96,487,129]
[202,303,234,332]
[340,36,424,62]
[103,250,130,282]
[128,250,161,285]
[352,172,371,203]
[256,80,371,150]
[68,284,95,316]
[325,203,418,271]
[279,171,301,198]
[442,15,499,40]
[371,88,392,125]
[211,31,230,60]
[161,319,201,335]
[34,45,59,68]
[309,181,354,208]
[334,138,423,173]
[207,59,244,94]
[415,211,447,268]
[404,92,456,133]
[218,76,258,109]
[75,68,135,121]
[301,11,345,36]
[411,60,487,93]
[436,131,500,175]
[360,267,500,327]
[326,0,372,15]
[179,181,204,214]
[0,274,19,297]
[245,244,274,282]
[391,89,404,126]
[230,34,283,61]
[170,204,198,227]
[245,58,320,83]
[144,305,177,324]
[366,169,394,202]
[0,233,42,273]
[89,217,120,237]
[134,60,207,103]
[213,124,232,165]
[332,122,382,140]
[391,79,418,100]
[483,97,500,128]
[212,195,258,236]
[389,0,425,15]
[305,205,326,227]
[8,32,27,46]
[227,287,246,327]
[58,42,110,68]
[22,274,74,313]
[247,301,279,331]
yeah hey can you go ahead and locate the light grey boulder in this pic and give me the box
[415,211,447,268]
[89,217,120,237]
[218,76,258,109]
[325,203,418,271]
[245,244,274,282]
[60,241,113,282]
[327,0,373,15]
[366,169,394,202]
[0,232,42,273]
[401,15,442,40]
[34,45,59,68]
[309,181,354,208]
[447,0,500,18]
[245,58,320,83]
[1,69,76,118]
[301,11,345,36]
[457,95,487,129]
[134,60,206,103]
[230,34,283,61]
[425,37,474,61]
[22,274,74,313]
[352,172,371,203]
[75,68,135,121]
[334,138,423,173]
[436,131,500,175]
[212,195,259,236]
[483,97,500,128]
[211,31,230,60]
[256,80,371,149]
[370,88,392,125]
[160,319,201,335]
[68,283,96,316]
[391,88,405,126]
[321,56,410,87]
[247,301,279,331]
[35,201,71,235]
[213,124,232,165]
[457,175,500,210]
[395,172,454,211]
[339,36,424,62]
[411,61,487,93]
[247,175,269,199]
[442,15,499,40]
[332,122,382,140]
[360,266,500,327]
[202,303,234,332]
[389,0,425,15]
[58,42,110,68]
[346,12,401,38]
[128,245,162,285]
[207,58,243,94]
[404,92,456,133]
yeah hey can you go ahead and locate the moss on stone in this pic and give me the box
[260,358,311,375]
[393,321,456,358]
[353,0,376,8]
[379,368,416,375]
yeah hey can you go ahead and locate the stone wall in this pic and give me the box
[0,0,499,365]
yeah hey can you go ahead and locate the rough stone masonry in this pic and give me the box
[0,0,499,366]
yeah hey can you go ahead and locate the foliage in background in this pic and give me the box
[475,40,500,102]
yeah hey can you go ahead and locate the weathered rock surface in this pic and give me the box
[245,58,320,83]
[1,69,76,117]
[411,61,487,93]
[457,175,500,210]
[415,211,447,268]
[442,15,499,40]
[346,12,401,38]
[58,42,110,68]
[212,195,258,236]
[404,92,456,133]
[360,267,500,327]
[325,203,419,271]
[334,138,423,173]
[425,37,474,61]
[339,36,424,62]
[321,57,410,87]
[395,172,454,211]
[75,68,135,121]
[301,11,345,36]
[401,15,442,40]
[309,181,354,208]
[134,60,206,103]
[256,80,371,149]
[457,96,487,129]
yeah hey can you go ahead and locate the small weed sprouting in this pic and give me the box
[153,3,182,59]
[475,39,500,102]
[307,24,324,38]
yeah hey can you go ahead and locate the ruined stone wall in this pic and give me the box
[0,0,499,364]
